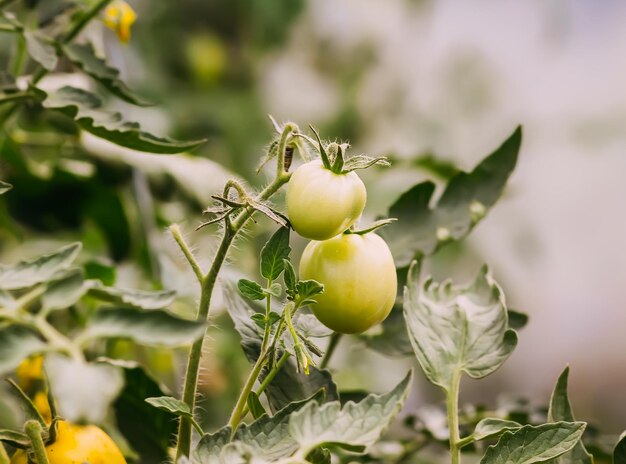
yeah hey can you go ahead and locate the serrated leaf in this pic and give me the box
[342,155,390,172]
[193,391,324,463]
[260,227,291,281]
[113,364,175,464]
[615,432,626,464]
[480,422,586,464]
[46,354,124,423]
[238,279,266,301]
[145,396,192,417]
[0,242,81,290]
[41,268,87,312]
[383,126,522,266]
[40,86,205,154]
[0,429,30,448]
[289,372,412,455]
[403,260,517,391]
[0,326,46,376]
[249,200,290,228]
[79,308,206,347]
[283,259,297,297]
[87,282,176,309]
[473,418,522,441]
[246,392,266,420]
[296,280,324,301]
[547,367,593,464]
[62,42,151,106]
[0,180,12,194]
[24,30,58,71]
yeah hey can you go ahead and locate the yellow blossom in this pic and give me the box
[103,1,136,44]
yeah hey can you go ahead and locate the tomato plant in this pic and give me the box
[0,2,623,464]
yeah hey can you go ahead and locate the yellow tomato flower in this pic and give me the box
[15,356,44,391]
[103,1,136,44]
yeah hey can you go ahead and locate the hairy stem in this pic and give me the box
[227,351,268,435]
[24,420,49,464]
[169,224,204,283]
[446,371,462,464]
[175,125,296,459]
[240,351,291,418]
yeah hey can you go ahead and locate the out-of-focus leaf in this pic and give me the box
[0,429,30,448]
[615,432,626,464]
[193,391,325,463]
[547,367,593,464]
[360,304,413,357]
[112,363,175,464]
[480,422,586,464]
[41,268,87,312]
[0,242,81,290]
[87,282,176,309]
[289,373,411,454]
[24,30,58,71]
[473,418,522,441]
[383,127,522,266]
[403,260,517,391]
[40,86,205,154]
[46,354,124,423]
[84,260,116,286]
[507,309,529,331]
[62,43,151,106]
[0,180,12,194]
[79,308,206,347]
[0,326,46,376]
[260,227,291,281]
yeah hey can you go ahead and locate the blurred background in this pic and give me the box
[1,0,625,436]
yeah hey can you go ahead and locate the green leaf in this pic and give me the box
[473,418,522,441]
[84,260,116,286]
[246,391,266,420]
[62,43,151,106]
[0,429,29,448]
[0,242,81,290]
[46,354,124,423]
[260,227,291,281]
[267,282,282,297]
[193,391,324,463]
[237,279,265,300]
[383,126,522,266]
[615,432,626,464]
[79,308,206,347]
[0,180,12,194]
[306,448,332,464]
[283,259,297,298]
[296,280,324,302]
[40,86,205,154]
[0,325,46,376]
[87,282,176,309]
[113,364,175,464]
[145,396,192,417]
[547,366,593,464]
[289,372,412,455]
[361,304,413,357]
[403,260,517,391]
[480,422,586,464]
[507,309,529,331]
[41,268,87,312]
[24,30,58,71]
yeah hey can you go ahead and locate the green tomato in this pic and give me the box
[286,160,366,240]
[299,232,397,334]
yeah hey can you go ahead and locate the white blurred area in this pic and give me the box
[259,0,626,428]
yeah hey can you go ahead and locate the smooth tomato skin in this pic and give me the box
[299,233,397,334]
[287,160,366,240]
[11,421,126,464]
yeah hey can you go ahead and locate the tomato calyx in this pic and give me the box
[307,125,390,175]
[345,218,397,236]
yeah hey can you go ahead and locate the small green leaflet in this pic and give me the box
[480,422,586,464]
[0,242,81,290]
[39,86,205,154]
[237,279,265,300]
[41,268,87,312]
[403,260,517,391]
[24,30,57,71]
[473,418,522,441]
[246,392,267,420]
[547,366,593,464]
[62,42,152,106]
[260,227,291,281]
[145,396,192,418]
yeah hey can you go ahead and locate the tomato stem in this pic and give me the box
[319,332,342,370]
[169,224,204,284]
[24,420,49,464]
[175,123,297,459]
[446,371,462,464]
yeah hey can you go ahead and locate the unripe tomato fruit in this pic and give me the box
[286,160,366,240]
[299,233,397,334]
[11,421,126,464]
